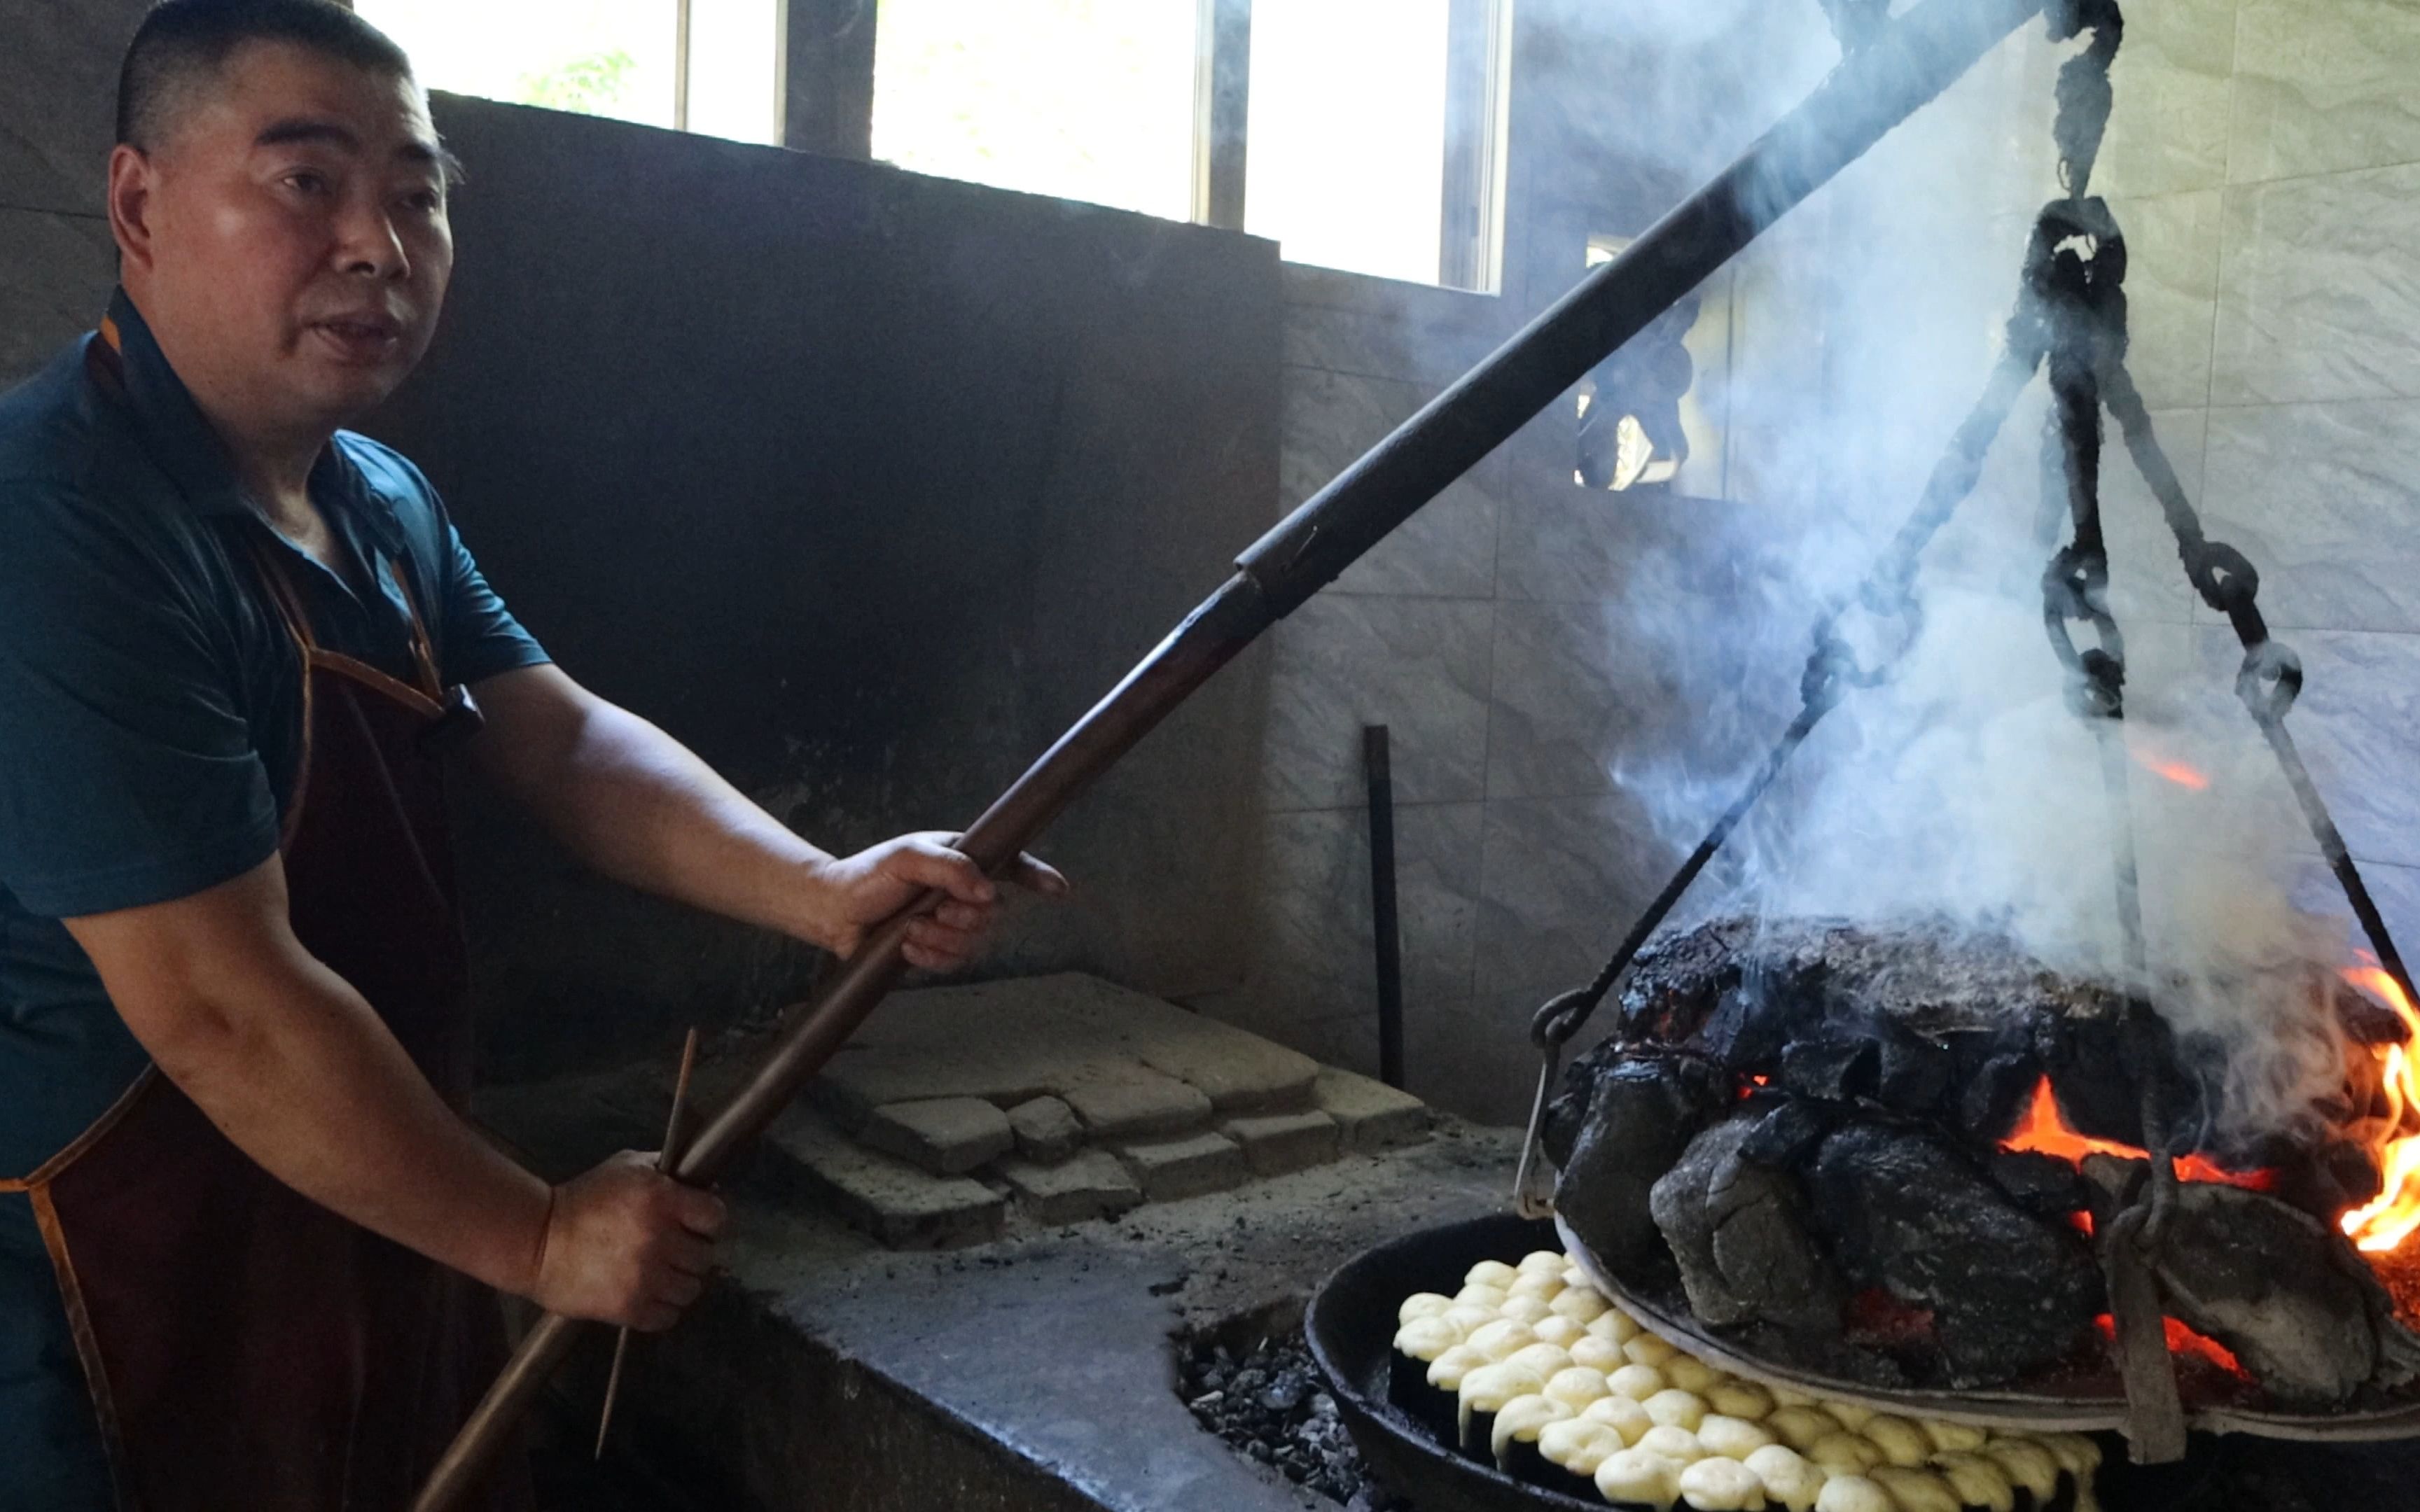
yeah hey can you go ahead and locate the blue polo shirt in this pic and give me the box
[0,290,550,1177]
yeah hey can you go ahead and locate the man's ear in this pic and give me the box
[107,144,160,275]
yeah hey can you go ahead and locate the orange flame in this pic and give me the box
[2339,965,2420,1253]
[2143,758,2210,791]
[2001,1076,2271,1190]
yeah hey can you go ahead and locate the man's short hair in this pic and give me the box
[117,0,416,152]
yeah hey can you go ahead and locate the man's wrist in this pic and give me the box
[778,848,847,953]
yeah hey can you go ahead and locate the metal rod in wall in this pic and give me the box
[412,0,2047,1501]
[1365,726,1407,1089]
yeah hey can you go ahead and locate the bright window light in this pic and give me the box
[686,0,783,145]
[1244,0,1452,286]
[356,0,783,145]
[871,0,1198,222]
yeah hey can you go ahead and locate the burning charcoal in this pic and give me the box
[1555,1051,1727,1279]
[2138,1180,2420,1407]
[1958,1052,2044,1143]
[1874,1024,1954,1116]
[1807,1124,2102,1387]
[1740,1097,1835,1168]
[1989,1149,2087,1218]
[1779,1034,1879,1102]
[1692,981,1794,1070]
[1651,1114,1845,1334]
[2269,1138,2385,1224]
[2040,1014,2155,1147]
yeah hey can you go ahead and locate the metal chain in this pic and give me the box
[1512,0,2416,1230]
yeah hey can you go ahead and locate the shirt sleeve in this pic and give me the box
[341,437,550,687]
[0,480,282,918]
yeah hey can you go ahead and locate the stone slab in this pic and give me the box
[860,1096,1014,1176]
[994,1149,1143,1225]
[1115,1131,1248,1203]
[1218,1110,1341,1177]
[1006,1094,1084,1164]
[810,974,1319,1127]
[1060,1067,1213,1141]
[763,1107,1005,1250]
[1313,1068,1432,1154]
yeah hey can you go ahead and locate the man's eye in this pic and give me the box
[284,171,331,196]
[401,190,444,214]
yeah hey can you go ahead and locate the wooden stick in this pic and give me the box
[408,2,2047,1502]
[592,1027,701,1461]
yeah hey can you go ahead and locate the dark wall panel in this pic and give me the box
[370,98,1280,1077]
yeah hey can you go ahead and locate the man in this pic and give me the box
[0,2,1066,1506]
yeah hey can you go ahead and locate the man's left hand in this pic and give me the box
[809,834,1069,971]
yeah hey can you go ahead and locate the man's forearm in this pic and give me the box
[71,886,552,1295]
[475,671,845,948]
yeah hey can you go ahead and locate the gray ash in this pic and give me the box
[1178,1328,1410,1511]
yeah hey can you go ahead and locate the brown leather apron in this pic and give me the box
[0,541,529,1511]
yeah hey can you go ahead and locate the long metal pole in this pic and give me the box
[412,0,2045,1501]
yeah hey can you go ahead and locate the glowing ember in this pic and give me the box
[2001,1076,2271,1190]
[2092,1315,2246,1376]
[2145,757,2210,790]
[2339,965,2420,1253]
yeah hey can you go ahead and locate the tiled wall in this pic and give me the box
[2088,0,2420,960]
[1203,0,2420,1126]
[0,1,142,385]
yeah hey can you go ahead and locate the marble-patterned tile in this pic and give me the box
[0,209,114,388]
[0,0,141,218]
[2196,398,2420,634]
[1405,990,1567,1128]
[2105,406,2208,626]
[2211,164,2420,406]
[1242,801,1485,1023]
[2093,0,2240,198]
[2229,0,2420,183]
[1282,299,1508,388]
[2108,191,2223,410]
[1473,792,1678,1002]
[1281,365,1502,598]
[2265,629,2420,872]
[1261,595,1494,811]
[1487,598,1686,802]
[2281,853,2420,971]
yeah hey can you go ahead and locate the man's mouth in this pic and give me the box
[308,314,407,362]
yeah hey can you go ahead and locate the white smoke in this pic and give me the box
[1541,0,2365,1142]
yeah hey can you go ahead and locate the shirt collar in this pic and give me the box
[97,288,409,559]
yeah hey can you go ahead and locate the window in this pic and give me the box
[355,0,782,145]
[1242,0,1450,286]
[870,0,1200,223]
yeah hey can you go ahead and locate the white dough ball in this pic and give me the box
[1545,1366,1610,1409]
[1697,1414,1776,1460]
[1921,1420,1988,1454]
[1582,1393,1653,1446]
[1978,1436,2060,1502]
[1625,1334,1681,1369]
[1532,1315,1587,1349]
[1608,1364,1669,1401]
[1812,1474,1893,1512]
[1676,1455,1769,1511]
[1870,1465,1961,1512]
[1665,1357,1723,1395]
[1932,1450,2017,1512]
[1597,1448,1683,1511]
[1500,1295,1555,1326]
[1540,1418,1623,1477]
[1805,1433,1883,1475]
[1454,1282,1509,1310]
[1571,1336,1627,1373]
[1398,1292,1453,1324]
[1706,1380,1776,1421]
[1861,1414,1929,1468]
[1765,1406,1836,1452]
[1645,1387,1709,1432]
[1638,1424,1709,1464]
[1505,1343,1574,1380]
[1465,1320,1536,1362]
[1742,1444,1823,1512]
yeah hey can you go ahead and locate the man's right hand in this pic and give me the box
[530,1150,728,1331]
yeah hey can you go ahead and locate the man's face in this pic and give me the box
[114,40,454,437]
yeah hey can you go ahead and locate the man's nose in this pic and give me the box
[333,194,410,280]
